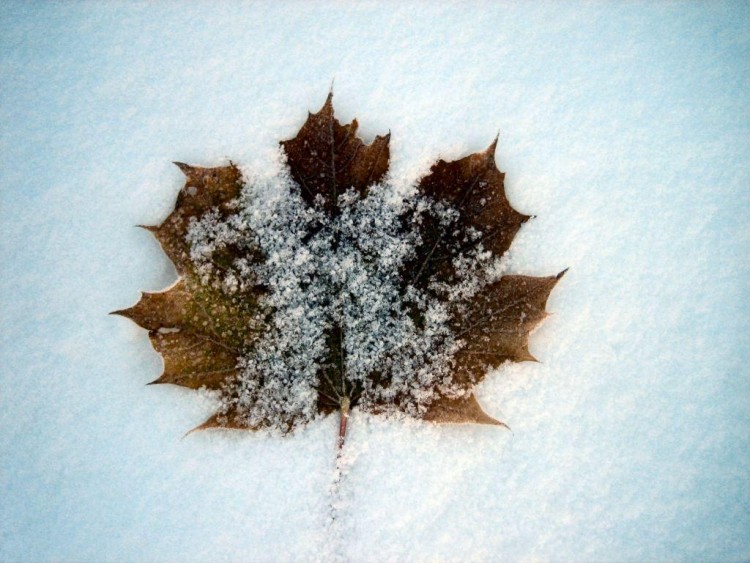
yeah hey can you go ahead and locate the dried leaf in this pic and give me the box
[114,93,564,443]
[112,164,265,414]
[451,272,566,389]
[407,138,530,290]
[280,92,390,213]
[423,393,506,427]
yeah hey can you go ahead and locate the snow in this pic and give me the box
[1,1,749,561]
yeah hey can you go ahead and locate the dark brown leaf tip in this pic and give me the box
[481,134,500,165]
[173,161,193,175]
[114,93,564,442]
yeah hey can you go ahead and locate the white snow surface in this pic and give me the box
[1,2,749,561]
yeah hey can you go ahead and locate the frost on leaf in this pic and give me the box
[114,93,564,443]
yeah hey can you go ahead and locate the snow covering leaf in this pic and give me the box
[114,93,563,443]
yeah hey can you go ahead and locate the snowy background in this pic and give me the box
[2,1,749,561]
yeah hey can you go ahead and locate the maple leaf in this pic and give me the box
[113,93,564,446]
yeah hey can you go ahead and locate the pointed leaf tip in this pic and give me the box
[524,351,540,363]
[320,91,334,115]
[485,133,499,158]
[185,411,253,435]
[423,393,506,426]
[173,162,192,175]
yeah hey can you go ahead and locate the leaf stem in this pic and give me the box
[337,396,350,451]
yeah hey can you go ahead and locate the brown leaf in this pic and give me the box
[407,139,530,291]
[142,162,244,275]
[423,393,506,427]
[112,279,256,393]
[113,165,265,402]
[280,92,390,213]
[188,405,255,434]
[148,331,238,389]
[112,279,257,352]
[450,271,566,390]
[404,271,564,427]
[113,281,193,332]
[115,93,564,441]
